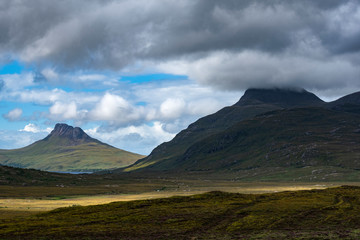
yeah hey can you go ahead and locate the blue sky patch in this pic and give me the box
[120,73,187,84]
[0,60,25,75]
[136,101,147,106]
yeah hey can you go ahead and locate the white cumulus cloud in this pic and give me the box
[160,98,186,119]
[3,108,23,121]
[89,92,146,125]
[85,122,175,155]
[20,123,52,133]
[49,101,79,120]
[91,93,130,121]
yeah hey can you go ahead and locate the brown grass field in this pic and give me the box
[1,180,355,221]
[3,181,360,239]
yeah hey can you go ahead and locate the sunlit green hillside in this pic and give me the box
[0,124,143,172]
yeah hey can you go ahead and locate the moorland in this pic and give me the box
[2,185,360,239]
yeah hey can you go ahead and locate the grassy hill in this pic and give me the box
[2,186,360,239]
[0,124,143,172]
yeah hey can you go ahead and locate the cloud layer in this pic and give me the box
[1,0,360,91]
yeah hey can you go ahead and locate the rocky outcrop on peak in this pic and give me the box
[44,123,95,145]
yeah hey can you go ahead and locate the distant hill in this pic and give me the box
[120,88,360,181]
[0,164,81,186]
[327,91,360,115]
[123,88,325,172]
[330,91,360,106]
[0,123,144,172]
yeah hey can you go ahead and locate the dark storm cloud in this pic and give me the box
[0,0,359,91]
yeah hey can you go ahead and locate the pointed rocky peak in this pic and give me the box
[51,123,75,136]
[235,88,324,108]
[46,123,93,144]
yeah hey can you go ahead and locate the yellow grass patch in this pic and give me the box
[0,182,341,214]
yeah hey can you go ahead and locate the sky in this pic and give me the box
[0,0,360,155]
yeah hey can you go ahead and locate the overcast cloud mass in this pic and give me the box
[0,0,360,154]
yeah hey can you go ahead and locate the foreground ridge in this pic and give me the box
[1,186,360,239]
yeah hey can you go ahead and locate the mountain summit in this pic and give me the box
[0,123,143,172]
[235,88,324,107]
[44,123,95,145]
[50,123,88,139]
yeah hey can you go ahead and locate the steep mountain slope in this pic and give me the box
[124,88,324,171]
[0,124,143,172]
[175,107,360,171]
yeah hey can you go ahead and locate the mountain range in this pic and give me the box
[120,88,360,181]
[1,87,360,181]
[0,123,143,172]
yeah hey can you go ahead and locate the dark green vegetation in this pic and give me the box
[1,186,360,239]
[0,164,185,198]
[0,123,143,172]
[175,108,360,171]
[121,89,360,182]
[0,164,85,186]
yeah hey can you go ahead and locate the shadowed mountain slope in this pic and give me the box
[0,124,143,172]
[175,107,360,171]
[327,91,360,115]
[123,88,325,172]
[331,91,360,106]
